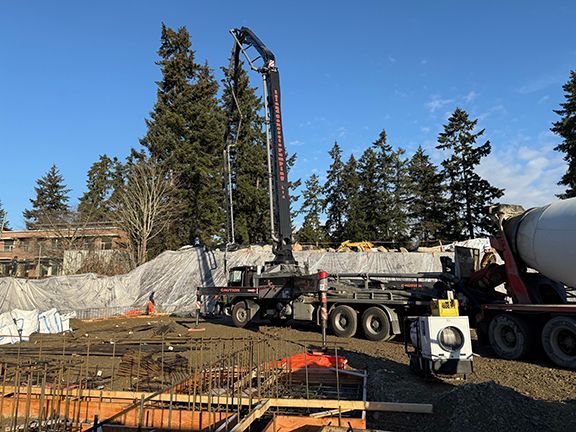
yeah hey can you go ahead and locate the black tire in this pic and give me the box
[488,314,533,360]
[361,307,392,341]
[329,305,358,338]
[232,301,252,328]
[541,316,576,369]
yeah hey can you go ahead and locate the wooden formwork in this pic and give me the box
[0,337,432,431]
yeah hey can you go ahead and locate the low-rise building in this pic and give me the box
[0,224,128,278]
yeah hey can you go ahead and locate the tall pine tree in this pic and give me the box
[341,155,364,241]
[407,146,447,243]
[551,70,576,199]
[23,165,71,229]
[357,147,380,241]
[78,155,124,222]
[0,200,8,230]
[297,173,325,245]
[323,142,347,243]
[388,148,411,245]
[368,130,395,242]
[436,108,504,239]
[140,24,225,248]
[221,58,269,244]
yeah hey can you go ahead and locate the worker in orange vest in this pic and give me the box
[146,291,156,315]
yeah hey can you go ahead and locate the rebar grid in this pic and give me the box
[0,332,360,431]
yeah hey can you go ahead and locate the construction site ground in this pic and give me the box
[3,315,576,431]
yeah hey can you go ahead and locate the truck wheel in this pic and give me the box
[541,317,576,369]
[329,305,358,338]
[361,307,392,341]
[488,314,533,360]
[232,301,252,328]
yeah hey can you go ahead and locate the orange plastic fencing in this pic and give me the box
[276,352,348,371]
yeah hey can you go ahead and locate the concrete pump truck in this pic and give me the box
[198,28,450,343]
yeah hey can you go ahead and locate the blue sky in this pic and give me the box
[1,1,574,229]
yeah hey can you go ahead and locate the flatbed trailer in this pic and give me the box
[198,271,446,341]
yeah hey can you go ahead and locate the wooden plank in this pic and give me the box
[1,386,432,414]
[271,399,433,414]
[230,400,271,432]
[309,408,353,418]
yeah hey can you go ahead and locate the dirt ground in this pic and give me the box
[3,315,576,431]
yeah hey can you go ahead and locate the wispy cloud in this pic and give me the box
[538,95,550,104]
[477,104,506,121]
[426,96,454,113]
[289,140,304,147]
[517,75,563,94]
[476,131,565,207]
[463,90,478,103]
[388,55,397,64]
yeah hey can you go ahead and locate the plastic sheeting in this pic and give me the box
[0,246,455,315]
[0,308,75,344]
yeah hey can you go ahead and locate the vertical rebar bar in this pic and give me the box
[0,363,6,422]
[110,339,117,391]
[136,339,142,393]
[23,373,32,432]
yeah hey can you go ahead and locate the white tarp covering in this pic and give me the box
[0,312,20,344]
[39,308,75,334]
[10,309,39,341]
[0,246,457,315]
[0,308,74,345]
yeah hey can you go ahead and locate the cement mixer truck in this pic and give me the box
[458,198,576,369]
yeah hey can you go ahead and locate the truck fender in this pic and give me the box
[377,305,401,335]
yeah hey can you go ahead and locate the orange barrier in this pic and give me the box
[277,352,348,371]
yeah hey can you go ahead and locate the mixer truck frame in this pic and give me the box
[457,202,576,369]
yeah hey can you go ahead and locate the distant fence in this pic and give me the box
[66,304,197,320]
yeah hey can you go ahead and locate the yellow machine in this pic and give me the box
[431,291,459,317]
[337,240,374,252]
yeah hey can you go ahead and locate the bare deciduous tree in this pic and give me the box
[114,159,178,265]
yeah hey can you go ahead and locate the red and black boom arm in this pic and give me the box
[230,27,295,264]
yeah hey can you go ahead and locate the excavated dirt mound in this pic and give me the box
[428,381,576,432]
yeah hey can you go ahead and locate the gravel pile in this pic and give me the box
[428,381,576,432]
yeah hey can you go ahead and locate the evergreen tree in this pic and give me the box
[23,165,71,229]
[286,152,302,231]
[407,146,447,243]
[221,58,269,244]
[78,155,124,222]
[362,130,395,242]
[436,108,504,239]
[341,155,364,241]
[0,200,8,230]
[388,148,411,245]
[323,142,347,243]
[357,147,380,241]
[297,173,325,245]
[551,70,576,199]
[140,24,225,248]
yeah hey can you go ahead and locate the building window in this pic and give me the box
[19,239,29,252]
[101,238,113,250]
[3,240,14,252]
